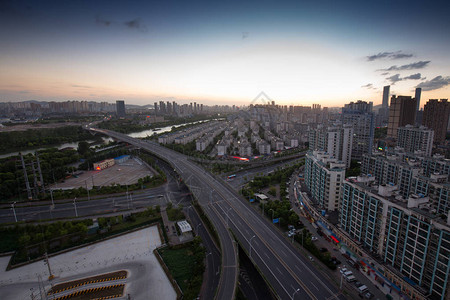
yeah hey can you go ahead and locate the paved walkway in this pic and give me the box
[160,208,181,245]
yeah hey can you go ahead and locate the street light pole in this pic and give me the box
[292,288,300,300]
[73,198,78,217]
[85,180,90,201]
[249,235,256,259]
[206,252,214,276]
[11,202,17,223]
[269,208,274,222]
[50,189,54,206]
[196,223,202,235]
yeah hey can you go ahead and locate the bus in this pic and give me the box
[227,174,236,180]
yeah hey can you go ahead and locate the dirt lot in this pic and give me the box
[51,157,155,190]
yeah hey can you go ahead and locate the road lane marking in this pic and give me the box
[310,282,319,291]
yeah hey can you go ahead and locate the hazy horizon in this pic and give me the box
[1,0,449,108]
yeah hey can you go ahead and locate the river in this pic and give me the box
[0,120,210,159]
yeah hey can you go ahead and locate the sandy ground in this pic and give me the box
[51,157,154,190]
[0,226,176,300]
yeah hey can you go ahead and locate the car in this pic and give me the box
[308,256,314,261]
[320,247,328,252]
[288,225,295,230]
[363,292,374,299]
[311,236,318,241]
[354,281,363,288]
[340,268,347,274]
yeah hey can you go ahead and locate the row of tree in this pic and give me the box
[0,126,96,153]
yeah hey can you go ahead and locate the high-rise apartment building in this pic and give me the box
[423,99,450,145]
[339,178,450,300]
[415,87,422,111]
[387,96,417,138]
[308,123,353,168]
[116,100,126,117]
[397,125,434,157]
[383,86,390,108]
[304,151,345,211]
[341,100,374,160]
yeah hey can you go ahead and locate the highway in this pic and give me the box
[95,128,346,300]
[0,173,191,223]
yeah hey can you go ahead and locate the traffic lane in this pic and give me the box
[106,132,330,298]
[204,206,237,300]
[184,176,237,300]
[0,192,170,223]
[212,182,342,300]
[226,210,312,300]
[213,200,317,300]
[185,206,220,300]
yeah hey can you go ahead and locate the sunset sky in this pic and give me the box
[1,0,449,107]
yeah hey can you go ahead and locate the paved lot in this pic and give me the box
[0,226,176,300]
[51,157,155,190]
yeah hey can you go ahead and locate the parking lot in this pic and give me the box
[51,157,156,190]
[0,226,176,300]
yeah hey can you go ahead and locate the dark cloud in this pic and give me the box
[95,16,111,27]
[242,32,249,39]
[367,51,413,61]
[386,74,402,84]
[361,83,375,89]
[403,73,421,80]
[124,18,147,32]
[381,61,430,71]
[416,76,450,91]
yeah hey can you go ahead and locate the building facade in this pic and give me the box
[397,125,434,157]
[422,99,450,145]
[116,100,126,118]
[341,101,374,160]
[387,96,417,138]
[309,124,353,168]
[304,151,345,211]
[339,179,450,300]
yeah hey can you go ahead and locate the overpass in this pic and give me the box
[93,128,345,300]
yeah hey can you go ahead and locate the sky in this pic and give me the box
[1,0,450,108]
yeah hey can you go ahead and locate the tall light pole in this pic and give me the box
[261,201,265,216]
[292,288,300,299]
[73,197,78,217]
[11,202,17,223]
[85,180,90,201]
[50,189,54,206]
[269,208,275,222]
[226,208,232,228]
[196,223,202,235]
[249,235,256,259]
[206,252,214,276]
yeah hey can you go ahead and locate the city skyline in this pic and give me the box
[1,0,450,107]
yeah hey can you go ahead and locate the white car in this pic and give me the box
[311,236,318,241]
[340,268,347,274]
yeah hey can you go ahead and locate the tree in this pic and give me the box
[77,141,90,156]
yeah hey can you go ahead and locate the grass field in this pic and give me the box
[158,237,205,298]
[159,246,197,292]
